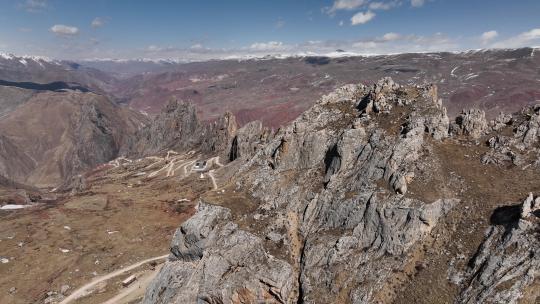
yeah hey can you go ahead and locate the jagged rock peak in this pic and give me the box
[163,97,193,113]
[120,92,275,163]
[228,120,272,162]
[120,97,201,157]
[450,108,488,139]
[200,111,238,156]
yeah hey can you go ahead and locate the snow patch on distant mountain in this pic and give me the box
[0,51,58,66]
[80,57,189,64]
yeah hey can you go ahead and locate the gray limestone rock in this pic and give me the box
[458,195,540,304]
[481,105,540,167]
[144,202,295,304]
[121,98,201,157]
[228,120,271,162]
[451,108,488,139]
[200,111,237,157]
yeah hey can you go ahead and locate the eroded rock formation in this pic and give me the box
[458,194,540,304]
[121,98,202,157]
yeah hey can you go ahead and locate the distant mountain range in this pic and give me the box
[93,47,540,128]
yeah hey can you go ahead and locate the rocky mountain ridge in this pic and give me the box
[141,78,540,304]
[121,96,270,163]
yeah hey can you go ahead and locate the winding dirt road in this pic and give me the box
[59,254,168,304]
[208,170,218,190]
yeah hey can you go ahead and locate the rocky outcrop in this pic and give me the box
[122,98,201,157]
[457,195,540,304]
[200,112,238,159]
[521,193,540,218]
[450,108,488,139]
[144,79,458,303]
[145,202,296,303]
[481,105,540,167]
[489,112,513,131]
[228,121,272,162]
[122,97,250,161]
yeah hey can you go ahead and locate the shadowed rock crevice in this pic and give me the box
[323,144,341,187]
[229,136,239,162]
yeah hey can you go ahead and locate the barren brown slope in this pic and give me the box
[0,135,35,183]
[0,89,146,187]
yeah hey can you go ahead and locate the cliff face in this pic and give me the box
[121,98,202,157]
[122,97,241,160]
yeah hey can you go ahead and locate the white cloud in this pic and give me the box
[492,28,540,48]
[91,17,105,28]
[369,1,400,10]
[19,0,47,13]
[249,41,286,51]
[50,25,79,37]
[351,11,375,25]
[275,19,286,29]
[352,41,378,49]
[146,45,177,52]
[346,32,458,54]
[50,33,460,61]
[480,31,498,44]
[339,20,344,26]
[521,28,540,40]
[382,32,401,41]
[325,0,366,14]
[411,0,425,7]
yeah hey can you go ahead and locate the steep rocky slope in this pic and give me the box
[143,78,540,303]
[0,89,146,187]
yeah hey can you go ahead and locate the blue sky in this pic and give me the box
[0,0,539,60]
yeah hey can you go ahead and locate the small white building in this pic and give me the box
[122,275,137,287]
[193,160,207,171]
